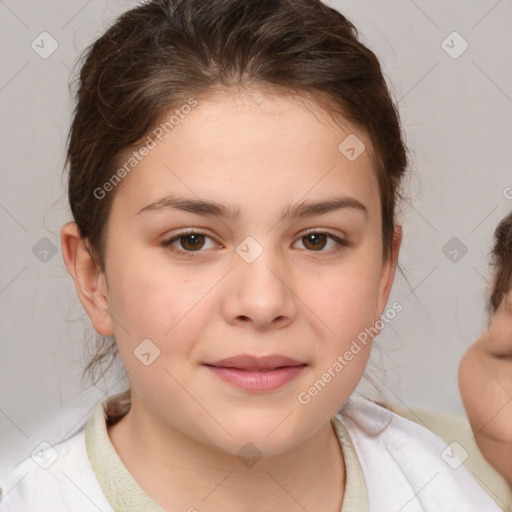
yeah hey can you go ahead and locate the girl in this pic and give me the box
[0,0,502,510]
[459,211,512,485]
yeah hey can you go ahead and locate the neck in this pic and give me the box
[107,393,345,511]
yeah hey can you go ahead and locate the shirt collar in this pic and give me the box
[85,394,368,512]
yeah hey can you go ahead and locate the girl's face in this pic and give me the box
[73,90,399,457]
[459,290,512,480]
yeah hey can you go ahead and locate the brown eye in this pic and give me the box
[163,231,218,253]
[178,233,206,251]
[302,233,328,251]
[296,231,347,253]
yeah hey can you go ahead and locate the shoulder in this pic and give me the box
[333,395,503,511]
[0,428,113,512]
[393,403,512,510]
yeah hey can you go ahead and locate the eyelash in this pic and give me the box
[161,228,349,256]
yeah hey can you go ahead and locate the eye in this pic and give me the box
[161,229,348,255]
[293,230,348,253]
[162,230,219,253]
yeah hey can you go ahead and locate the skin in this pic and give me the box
[459,291,512,484]
[61,89,401,512]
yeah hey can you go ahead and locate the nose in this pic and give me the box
[222,243,297,331]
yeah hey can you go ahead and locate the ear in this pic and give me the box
[376,225,402,318]
[60,222,114,336]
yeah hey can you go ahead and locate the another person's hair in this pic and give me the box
[489,212,512,313]
[64,0,409,419]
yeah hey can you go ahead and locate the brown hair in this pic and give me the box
[489,212,512,313]
[65,0,408,422]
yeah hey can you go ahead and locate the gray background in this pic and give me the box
[1,0,511,473]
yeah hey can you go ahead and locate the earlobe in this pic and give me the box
[60,222,114,336]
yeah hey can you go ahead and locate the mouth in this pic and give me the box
[203,354,307,391]
[204,354,306,371]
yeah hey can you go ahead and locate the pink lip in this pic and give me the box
[203,355,307,392]
[205,365,306,391]
[206,354,305,370]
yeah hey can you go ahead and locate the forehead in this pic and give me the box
[111,90,379,220]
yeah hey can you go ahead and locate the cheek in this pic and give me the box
[296,264,381,411]
[312,257,382,338]
[107,259,206,348]
[490,312,512,349]
[106,265,207,396]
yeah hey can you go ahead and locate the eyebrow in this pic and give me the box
[137,194,368,220]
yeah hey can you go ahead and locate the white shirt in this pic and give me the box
[0,394,502,512]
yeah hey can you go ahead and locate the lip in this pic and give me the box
[203,355,307,392]
[206,354,305,371]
